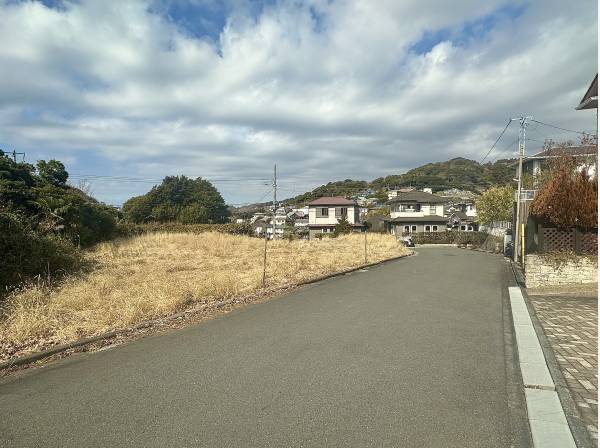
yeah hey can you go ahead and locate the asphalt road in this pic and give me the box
[0,247,516,447]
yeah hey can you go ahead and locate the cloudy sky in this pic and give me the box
[0,0,597,205]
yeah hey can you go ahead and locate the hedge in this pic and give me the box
[116,222,254,237]
[410,231,489,247]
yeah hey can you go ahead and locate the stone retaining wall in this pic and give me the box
[525,254,598,289]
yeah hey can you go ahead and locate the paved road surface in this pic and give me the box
[0,247,517,447]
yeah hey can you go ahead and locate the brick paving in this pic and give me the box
[530,295,598,445]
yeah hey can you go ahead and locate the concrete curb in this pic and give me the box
[508,263,593,448]
[0,252,414,371]
[414,243,457,247]
[502,261,534,448]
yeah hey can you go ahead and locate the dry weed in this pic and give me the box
[0,232,408,359]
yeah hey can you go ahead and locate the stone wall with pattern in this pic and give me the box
[525,254,598,289]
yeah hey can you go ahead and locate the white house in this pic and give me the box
[271,207,288,238]
[307,197,363,238]
[383,191,448,235]
[521,145,597,182]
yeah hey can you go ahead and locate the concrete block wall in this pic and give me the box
[525,254,598,288]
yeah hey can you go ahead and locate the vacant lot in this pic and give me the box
[1,232,409,361]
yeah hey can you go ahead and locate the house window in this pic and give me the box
[317,207,329,217]
[335,207,348,218]
[429,205,436,214]
[411,225,417,232]
[432,225,438,231]
[460,225,466,231]
[425,225,431,231]
[404,225,410,233]
[400,204,420,212]
[467,226,473,231]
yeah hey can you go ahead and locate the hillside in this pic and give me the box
[289,158,514,204]
[229,157,516,213]
[370,157,515,192]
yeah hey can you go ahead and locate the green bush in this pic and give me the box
[410,231,489,247]
[116,222,253,238]
[122,175,230,224]
[0,211,84,297]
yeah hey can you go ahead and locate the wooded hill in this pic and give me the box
[282,157,515,205]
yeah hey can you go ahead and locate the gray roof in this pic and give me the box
[528,145,596,159]
[450,211,468,220]
[383,216,448,223]
[576,74,598,110]
[389,191,447,204]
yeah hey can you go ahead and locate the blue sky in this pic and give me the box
[0,0,597,205]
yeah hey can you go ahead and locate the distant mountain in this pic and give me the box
[229,157,516,214]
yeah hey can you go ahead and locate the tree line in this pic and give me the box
[0,152,230,296]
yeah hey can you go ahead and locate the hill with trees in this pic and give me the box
[370,158,515,192]
[122,175,229,224]
[275,158,515,207]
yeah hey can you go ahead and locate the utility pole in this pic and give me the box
[273,164,277,237]
[364,230,368,264]
[262,163,277,287]
[4,150,25,163]
[514,116,532,264]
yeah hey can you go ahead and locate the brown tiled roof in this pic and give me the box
[307,196,357,206]
[388,191,447,204]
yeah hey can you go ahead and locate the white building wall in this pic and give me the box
[390,203,444,219]
[308,206,358,225]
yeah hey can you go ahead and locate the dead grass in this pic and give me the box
[0,232,409,360]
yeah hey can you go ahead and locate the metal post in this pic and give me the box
[521,223,525,266]
[364,230,367,264]
[262,229,267,287]
[272,164,277,239]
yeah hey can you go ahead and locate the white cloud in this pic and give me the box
[0,0,596,205]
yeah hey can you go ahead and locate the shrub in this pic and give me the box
[530,156,597,230]
[0,211,84,297]
[410,231,489,247]
[116,222,253,238]
[333,216,353,237]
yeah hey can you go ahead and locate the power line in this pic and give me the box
[480,119,514,164]
[530,119,593,136]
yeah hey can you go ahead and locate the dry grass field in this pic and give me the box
[0,232,409,361]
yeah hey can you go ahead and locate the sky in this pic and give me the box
[0,0,597,206]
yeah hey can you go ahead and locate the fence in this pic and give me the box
[533,225,597,255]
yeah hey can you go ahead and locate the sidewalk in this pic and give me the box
[529,294,598,445]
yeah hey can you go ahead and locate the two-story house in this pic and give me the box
[272,207,289,239]
[307,197,362,238]
[384,191,447,235]
[445,200,478,231]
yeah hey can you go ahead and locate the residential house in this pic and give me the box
[272,207,290,239]
[521,145,597,183]
[445,200,478,231]
[253,219,268,238]
[384,191,447,235]
[307,197,363,238]
[437,188,476,199]
[446,211,477,232]
[387,187,415,200]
